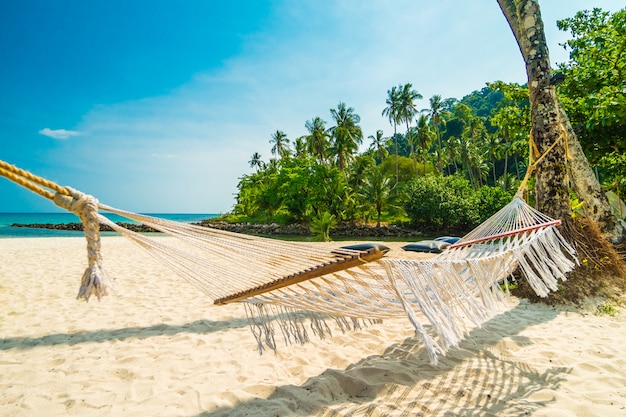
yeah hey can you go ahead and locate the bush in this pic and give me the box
[404,175,514,232]
[477,186,514,223]
[404,175,480,232]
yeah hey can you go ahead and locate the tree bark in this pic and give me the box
[498,0,570,219]
[497,0,625,242]
[559,107,626,242]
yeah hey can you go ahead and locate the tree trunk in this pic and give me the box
[497,0,625,243]
[560,107,626,242]
[498,0,570,219]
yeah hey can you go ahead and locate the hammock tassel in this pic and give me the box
[54,187,111,301]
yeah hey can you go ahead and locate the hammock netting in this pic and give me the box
[0,160,578,364]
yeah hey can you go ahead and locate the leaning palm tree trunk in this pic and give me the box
[497,0,625,243]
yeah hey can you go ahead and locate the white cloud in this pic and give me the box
[38,127,81,140]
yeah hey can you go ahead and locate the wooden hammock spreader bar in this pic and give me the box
[447,219,562,250]
[214,247,384,305]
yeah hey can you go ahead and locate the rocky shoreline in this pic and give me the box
[12,220,425,239]
[200,220,424,238]
[10,222,160,233]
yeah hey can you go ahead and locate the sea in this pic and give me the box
[0,212,217,238]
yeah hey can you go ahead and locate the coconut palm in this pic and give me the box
[328,102,363,173]
[498,0,624,243]
[360,166,392,227]
[415,114,433,176]
[248,152,265,171]
[305,116,329,164]
[398,83,423,173]
[382,86,402,184]
[368,129,388,162]
[425,94,445,173]
[269,130,290,161]
[293,136,308,159]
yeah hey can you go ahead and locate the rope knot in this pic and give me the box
[53,187,98,217]
[54,187,111,301]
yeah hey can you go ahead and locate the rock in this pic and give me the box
[11,222,160,233]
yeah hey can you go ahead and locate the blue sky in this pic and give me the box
[0,0,621,213]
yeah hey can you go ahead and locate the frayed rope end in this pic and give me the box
[76,265,111,302]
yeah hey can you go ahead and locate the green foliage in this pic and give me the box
[404,175,480,231]
[380,155,417,183]
[477,186,514,223]
[310,211,336,242]
[595,300,620,317]
[458,86,504,119]
[598,151,626,190]
[359,165,395,227]
[404,175,513,231]
[556,8,626,174]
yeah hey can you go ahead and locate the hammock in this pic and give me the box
[0,160,577,364]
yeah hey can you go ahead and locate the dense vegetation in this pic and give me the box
[227,8,625,237]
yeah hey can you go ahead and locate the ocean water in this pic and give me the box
[0,212,217,238]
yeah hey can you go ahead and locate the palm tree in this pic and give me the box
[398,83,423,173]
[485,132,503,185]
[248,152,264,171]
[425,94,444,173]
[415,114,433,175]
[368,130,388,162]
[328,102,363,173]
[360,166,392,227]
[305,116,329,164]
[382,86,402,184]
[293,136,308,159]
[498,0,625,244]
[269,130,290,161]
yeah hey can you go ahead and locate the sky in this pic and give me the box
[0,0,622,214]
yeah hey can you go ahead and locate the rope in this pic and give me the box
[515,122,570,198]
[0,160,70,199]
[54,187,111,301]
[0,160,109,301]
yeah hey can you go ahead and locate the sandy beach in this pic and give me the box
[1,236,625,416]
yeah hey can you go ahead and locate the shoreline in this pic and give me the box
[1,236,625,416]
[8,220,438,240]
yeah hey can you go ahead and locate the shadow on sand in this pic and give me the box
[191,302,568,417]
[0,317,251,351]
[0,301,569,416]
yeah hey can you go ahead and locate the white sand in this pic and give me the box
[1,236,625,416]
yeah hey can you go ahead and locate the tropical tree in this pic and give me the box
[310,212,336,242]
[556,8,626,183]
[425,94,445,173]
[498,0,624,242]
[360,166,393,227]
[274,157,315,221]
[485,132,502,185]
[398,83,423,173]
[415,114,433,176]
[293,136,308,159]
[382,86,402,183]
[305,116,330,164]
[328,102,363,173]
[368,129,388,162]
[269,130,291,161]
[488,81,531,182]
[248,152,264,171]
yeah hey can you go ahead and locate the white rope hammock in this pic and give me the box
[0,160,578,364]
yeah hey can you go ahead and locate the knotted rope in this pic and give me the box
[0,160,110,301]
[54,188,111,301]
[515,122,570,199]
